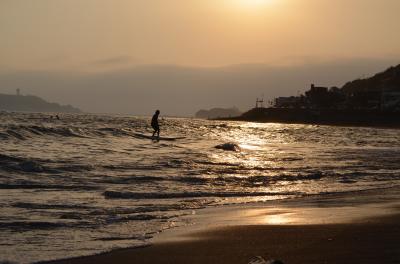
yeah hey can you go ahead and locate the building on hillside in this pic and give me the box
[255,98,264,108]
[274,96,302,108]
[346,90,381,109]
[305,84,331,108]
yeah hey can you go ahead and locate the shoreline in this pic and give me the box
[217,117,400,129]
[39,186,400,264]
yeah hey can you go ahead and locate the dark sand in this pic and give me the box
[43,214,400,264]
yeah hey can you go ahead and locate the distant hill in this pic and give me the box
[0,94,81,113]
[195,107,242,119]
[342,64,400,93]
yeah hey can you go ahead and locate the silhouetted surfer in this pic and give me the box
[151,110,160,139]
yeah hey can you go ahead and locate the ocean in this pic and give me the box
[1,112,400,264]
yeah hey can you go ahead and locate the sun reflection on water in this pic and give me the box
[211,122,295,175]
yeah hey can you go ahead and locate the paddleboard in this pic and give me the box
[132,133,185,141]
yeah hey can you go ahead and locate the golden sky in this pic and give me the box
[1,0,400,71]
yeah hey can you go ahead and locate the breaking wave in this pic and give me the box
[0,124,142,141]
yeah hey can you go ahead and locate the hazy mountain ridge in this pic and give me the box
[0,93,81,113]
[195,107,242,119]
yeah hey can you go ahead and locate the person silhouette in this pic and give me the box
[151,110,160,139]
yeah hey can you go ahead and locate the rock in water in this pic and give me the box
[215,143,241,152]
[248,256,284,264]
[267,260,284,264]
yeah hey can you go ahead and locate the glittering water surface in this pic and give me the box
[1,112,400,263]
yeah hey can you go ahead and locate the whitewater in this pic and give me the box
[1,112,400,263]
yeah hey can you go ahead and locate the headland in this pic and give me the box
[0,92,81,113]
[220,64,400,128]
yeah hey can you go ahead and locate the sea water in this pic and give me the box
[1,112,400,263]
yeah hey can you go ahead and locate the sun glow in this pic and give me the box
[235,0,275,9]
[224,0,280,15]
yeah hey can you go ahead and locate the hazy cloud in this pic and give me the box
[0,58,398,116]
[93,56,135,67]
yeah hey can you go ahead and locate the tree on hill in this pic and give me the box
[342,64,400,93]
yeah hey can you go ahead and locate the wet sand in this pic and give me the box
[43,216,400,264]
[42,190,400,264]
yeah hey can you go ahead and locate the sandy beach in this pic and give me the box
[41,188,400,264]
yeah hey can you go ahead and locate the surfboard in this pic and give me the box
[132,133,185,141]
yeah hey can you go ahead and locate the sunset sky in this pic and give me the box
[1,0,399,114]
[2,0,400,70]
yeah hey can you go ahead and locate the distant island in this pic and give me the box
[0,91,81,113]
[220,64,400,127]
[195,107,242,119]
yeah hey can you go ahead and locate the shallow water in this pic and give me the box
[1,112,400,263]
